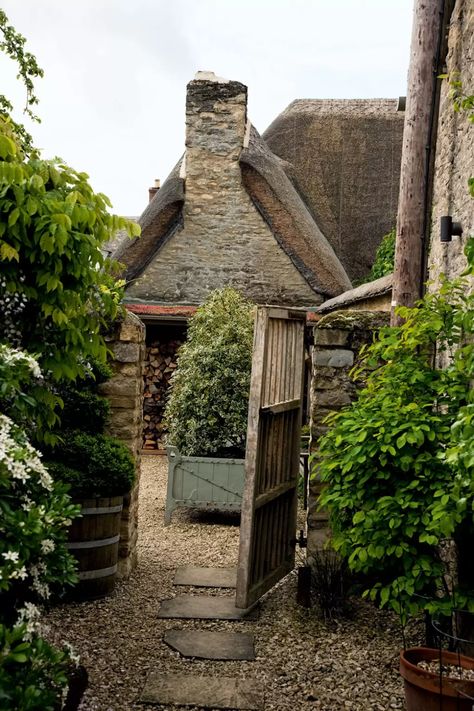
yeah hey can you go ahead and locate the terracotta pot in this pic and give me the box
[400,647,474,711]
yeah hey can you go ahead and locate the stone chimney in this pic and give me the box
[148,179,160,203]
[184,72,248,205]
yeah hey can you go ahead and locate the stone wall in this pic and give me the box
[428,0,474,284]
[125,76,321,308]
[308,311,389,560]
[99,311,145,578]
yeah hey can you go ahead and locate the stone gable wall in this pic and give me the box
[429,0,474,284]
[125,79,322,309]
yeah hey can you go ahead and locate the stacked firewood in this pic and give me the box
[142,339,182,450]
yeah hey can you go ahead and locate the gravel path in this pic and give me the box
[45,457,408,710]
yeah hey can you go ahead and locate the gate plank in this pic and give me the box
[236,308,306,609]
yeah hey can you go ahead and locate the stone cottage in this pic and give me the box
[113,72,404,449]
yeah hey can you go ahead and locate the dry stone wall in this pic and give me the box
[308,311,389,560]
[99,311,145,578]
[429,0,474,284]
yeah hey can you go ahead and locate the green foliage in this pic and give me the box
[0,349,78,710]
[315,276,474,620]
[315,76,474,622]
[0,623,71,711]
[0,9,44,152]
[58,390,110,434]
[366,228,395,282]
[165,288,254,457]
[0,118,138,377]
[46,432,135,499]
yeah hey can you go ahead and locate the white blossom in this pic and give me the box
[2,550,19,563]
[40,539,55,554]
[16,602,43,640]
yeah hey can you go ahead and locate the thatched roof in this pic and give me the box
[241,125,351,297]
[113,159,184,281]
[263,99,404,283]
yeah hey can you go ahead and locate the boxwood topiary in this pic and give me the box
[165,287,254,458]
[46,431,134,499]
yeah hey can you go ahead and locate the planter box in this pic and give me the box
[165,447,245,524]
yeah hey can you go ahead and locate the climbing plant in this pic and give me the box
[316,78,474,620]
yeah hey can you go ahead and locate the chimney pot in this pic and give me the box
[148,179,160,202]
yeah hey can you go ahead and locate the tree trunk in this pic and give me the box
[391,0,448,325]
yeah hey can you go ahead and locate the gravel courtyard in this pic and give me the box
[45,457,408,711]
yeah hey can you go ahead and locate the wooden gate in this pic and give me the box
[235,307,306,609]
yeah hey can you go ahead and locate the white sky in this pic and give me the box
[1,0,414,217]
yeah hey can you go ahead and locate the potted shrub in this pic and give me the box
[46,361,135,599]
[164,287,254,523]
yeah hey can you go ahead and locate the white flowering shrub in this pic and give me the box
[0,347,80,709]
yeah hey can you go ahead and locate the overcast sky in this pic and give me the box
[1,1,414,217]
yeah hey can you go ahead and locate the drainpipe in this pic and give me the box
[391,0,455,326]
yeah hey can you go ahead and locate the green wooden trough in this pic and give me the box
[165,446,245,524]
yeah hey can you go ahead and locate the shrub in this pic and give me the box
[46,432,135,499]
[0,347,79,709]
[0,624,72,711]
[316,276,474,620]
[58,390,110,434]
[165,288,254,457]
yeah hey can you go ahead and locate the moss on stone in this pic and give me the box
[316,310,389,332]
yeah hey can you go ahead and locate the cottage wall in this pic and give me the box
[308,311,389,560]
[125,77,322,308]
[428,0,474,284]
[99,312,145,578]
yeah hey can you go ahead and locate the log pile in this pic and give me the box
[142,338,182,450]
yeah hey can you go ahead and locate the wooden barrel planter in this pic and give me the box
[67,496,123,600]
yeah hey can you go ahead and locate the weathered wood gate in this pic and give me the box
[236,307,306,609]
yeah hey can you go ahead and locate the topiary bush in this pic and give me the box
[165,288,255,458]
[46,432,135,499]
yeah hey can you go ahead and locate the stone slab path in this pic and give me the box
[158,594,259,621]
[174,565,237,588]
[140,674,263,710]
[163,629,256,661]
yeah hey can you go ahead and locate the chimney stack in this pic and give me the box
[148,179,160,203]
[184,72,247,202]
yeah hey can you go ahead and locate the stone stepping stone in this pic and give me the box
[164,629,256,660]
[140,673,263,709]
[174,566,237,588]
[158,595,259,621]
